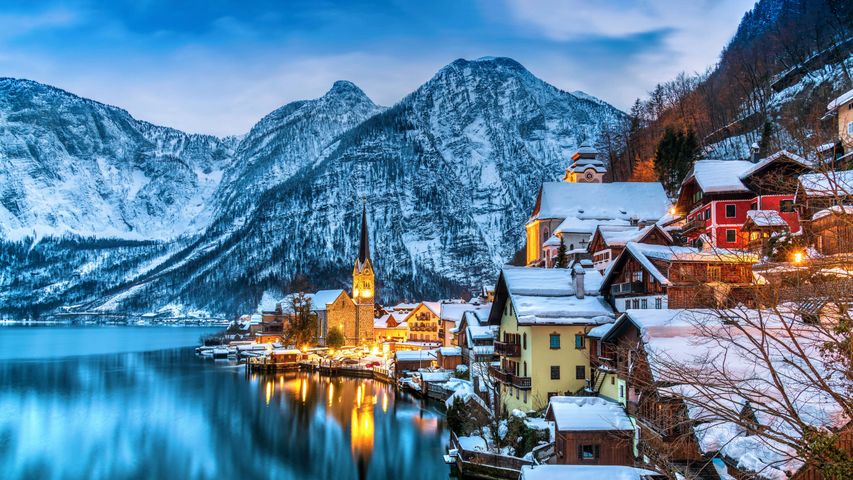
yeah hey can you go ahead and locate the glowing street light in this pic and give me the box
[792,251,804,264]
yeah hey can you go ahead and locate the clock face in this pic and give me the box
[584,171,594,180]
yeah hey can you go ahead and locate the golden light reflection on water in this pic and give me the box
[265,380,272,405]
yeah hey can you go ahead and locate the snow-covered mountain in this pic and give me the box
[0,78,238,241]
[0,57,624,318]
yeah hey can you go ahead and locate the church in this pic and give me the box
[310,206,376,346]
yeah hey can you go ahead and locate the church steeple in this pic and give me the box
[357,204,370,267]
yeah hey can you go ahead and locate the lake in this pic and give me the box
[0,326,451,480]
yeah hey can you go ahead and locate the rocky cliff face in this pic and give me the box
[0,58,624,318]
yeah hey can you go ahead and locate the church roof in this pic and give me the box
[358,205,370,266]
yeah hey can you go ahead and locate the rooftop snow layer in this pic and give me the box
[798,170,853,197]
[686,160,754,193]
[533,182,668,222]
[520,465,660,480]
[745,210,787,227]
[311,289,346,311]
[827,87,853,111]
[502,266,575,296]
[546,396,634,431]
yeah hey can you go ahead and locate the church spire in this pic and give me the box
[358,204,370,266]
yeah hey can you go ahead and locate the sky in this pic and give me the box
[0,0,757,136]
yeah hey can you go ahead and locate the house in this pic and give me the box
[809,206,853,256]
[741,209,789,253]
[519,465,663,480]
[587,224,673,273]
[435,346,463,370]
[600,242,758,312]
[527,181,669,267]
[394,350,436,378]
[544,396,635,466]
[825,87,853,156]
[676,151,811,249]
[405,302,442,343]
[487,266,615,413]
[439,303,473,347]
[457,308,498,366]
[373,311,408,343]
[599,308,853,480]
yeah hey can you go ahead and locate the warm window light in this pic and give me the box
[669,207,677,216]
[792,251,804,264]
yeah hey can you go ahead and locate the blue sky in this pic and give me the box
[0,0,756,136]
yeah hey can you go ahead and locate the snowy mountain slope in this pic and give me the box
[74,57,625,316]
[0,78,237,241]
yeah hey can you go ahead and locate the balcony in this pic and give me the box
[488,365,510,383]
[494,341,521,357]
[682,217,707,234]
[610,281,644,296]
[487,366,532,390]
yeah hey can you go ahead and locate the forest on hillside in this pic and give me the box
[597,0,853,195]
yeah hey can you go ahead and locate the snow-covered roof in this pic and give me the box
[395,350,436,362]
[520,465,660,480]
[684,160,754,193]
[744,210,787,228]
[438,346,462,356]
[467,324,496,340]
[812,204,853,220]
[546,396,634,431]
[827,87,853,112]
[440,303,473,322]
[739,150,810,179]
[422,301,441,317]
[586,322,615,338]
[311,289,346,311]
[499,266,614,326]
[418,371,452,382]
[502,266,575,296]
[555,216,632,235]
[391,302,418,311]
[374,311,407,328]
[798,170,853,198]
[532,182,668,222]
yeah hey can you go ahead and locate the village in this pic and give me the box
[197,88,853,480]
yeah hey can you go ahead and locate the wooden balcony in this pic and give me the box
[682,217,707,235]
[487,366,531,390]
[494,340,520,357]
[488,365,510,383]
[511,375,532,389]
[610,281,644,296]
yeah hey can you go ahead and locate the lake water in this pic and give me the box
[0,326,451,480]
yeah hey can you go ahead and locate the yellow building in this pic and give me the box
[404,302,441,344]
[486,266,614,413]
[373,311,408,343]
[826,88,853,150]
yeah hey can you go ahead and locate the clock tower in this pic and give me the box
[563,143,607,183]
[352,205,375,345]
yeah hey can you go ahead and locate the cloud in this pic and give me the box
[0,8,79,40]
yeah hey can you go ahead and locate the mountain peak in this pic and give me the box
[325,80,369,99]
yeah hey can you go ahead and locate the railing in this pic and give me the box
[494,341,520,357]
[682,217,707,234]
[487,366,531,389]
[610,281,644,296]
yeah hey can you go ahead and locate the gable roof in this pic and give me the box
[545,396,634,431]
[739,150,810,180]
[311,289,348,311]
[744,210,788,228]
[683,160,754,194]
[827,87,853,112]
[797,170,853,198]
[488,266,614,326]
[530,182,668,223]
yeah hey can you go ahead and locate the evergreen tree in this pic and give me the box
[326,326,345,349]
[555,236,569,268]
[654,126,699,197]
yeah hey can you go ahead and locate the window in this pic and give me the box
[575,365,585,380]
[848,121,853,135]
[523,361,527,377]
[708,265,721,282]
[631,271,642,282]
[523,390,528,403]
[641,299,648,309]
[610,376,615,385]
[619,384,625,398]
[726,229,737,243]
[725,204,737,218]
[749,202,757,211]
[575,334,585,349]
[655,298,662,309]
[550,366,560,380]
[522,333,527,350]
[780,200,795,212]
[549,334,561,349]
[705,209,711,220]
[632,299,640,309]
[577,444,601,460]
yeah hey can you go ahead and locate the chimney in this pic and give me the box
[573,264,585,299]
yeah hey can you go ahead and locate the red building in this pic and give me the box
[676,151,811,249]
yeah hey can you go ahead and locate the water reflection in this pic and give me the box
[0,346,450,480]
